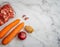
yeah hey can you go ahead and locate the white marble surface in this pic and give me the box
[0,0,60,47]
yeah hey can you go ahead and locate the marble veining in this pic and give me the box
[14,0,60,47]
[0,0,60,47]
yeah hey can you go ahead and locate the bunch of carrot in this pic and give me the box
[0,19,24,45]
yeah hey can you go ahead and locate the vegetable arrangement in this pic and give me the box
[0,3,34,45]
[0,18,34,45]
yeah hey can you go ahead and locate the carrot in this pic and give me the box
[2,22,24,45]
[0,19,20,39]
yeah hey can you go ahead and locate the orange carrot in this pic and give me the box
[2,22,24,45]
[0,19,20,39]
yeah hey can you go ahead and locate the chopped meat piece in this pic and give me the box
[0,19,4,26]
